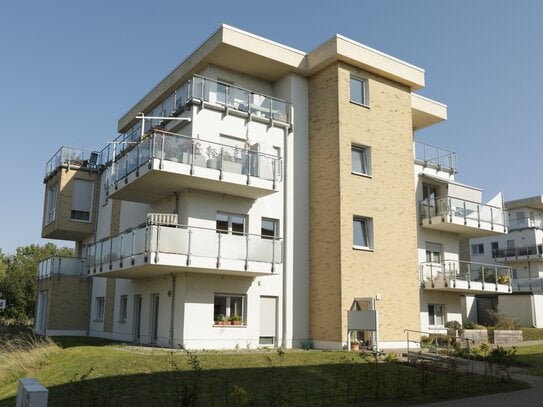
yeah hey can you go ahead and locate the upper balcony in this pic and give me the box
[414,141,457,174]
[86,218,282,279]
[513,277,543,292]
[420,260,512,294]
[37,256,86,280]
[419,196,508,237]
[105,130,281,203]
[508,216,543,231]
[493,244,543,263]
[44,146,100,183]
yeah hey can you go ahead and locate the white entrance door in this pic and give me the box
[259,296,277,345]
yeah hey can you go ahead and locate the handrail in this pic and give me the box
[419,195,505,211]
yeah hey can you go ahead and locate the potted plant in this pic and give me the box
[497,274,512,285]
[215,314,228,326]
[230,314,243,326]
[350,339,360,351]
[221,148,243,174]
[206,146,219,169]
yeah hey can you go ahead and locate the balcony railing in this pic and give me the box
[508,217,543,230]
[414,141,457,173]
[513,277,543,291]
[493,244,543,259]
[420,260,512,290]
[419,196,507,230]
[104,130,281,192]
[44,147,100,180]
[86,222,282,274]
[37,256,86,279]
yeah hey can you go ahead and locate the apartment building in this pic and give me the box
[35,24,498,350]
[469,195,543,327]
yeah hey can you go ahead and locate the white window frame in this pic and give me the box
[213,293,246,325]
[71,179,94,222]
[95,297,105,321]
[46,184,58,225]
[425,242,442,263]
[119,295,128,323]
[350,76,369,107]
[351,144,371,176]
[428,304,445,326]
[216,212,246,236]
[261,217,279,240]
[353,216,373,250]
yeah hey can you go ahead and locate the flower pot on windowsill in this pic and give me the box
[231,320,242,326]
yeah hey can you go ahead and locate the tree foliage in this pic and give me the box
[0,243,73,321]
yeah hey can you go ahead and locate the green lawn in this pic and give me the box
[0,335,530,406]
[521,328,543,341]
[513,344,543,376]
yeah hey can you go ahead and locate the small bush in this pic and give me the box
[445,320,462,330]
[487,310,519,330]
[301,339,314,350]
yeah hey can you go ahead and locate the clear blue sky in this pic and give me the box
[1,0,542,254]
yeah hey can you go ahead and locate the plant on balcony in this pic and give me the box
[350,339,360,351]
[497,274,512,285]
[230,314,243,326]
[206,146,219,169]
[215,314,229,326]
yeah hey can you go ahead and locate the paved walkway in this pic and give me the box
[417,340,543,406]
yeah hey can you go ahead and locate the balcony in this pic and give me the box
[37,256,86,280]
[508,217,543,231]
[86,221,282,279]
[419,196,507,237]
[414,141,457,174]
[44,146,100,182]
[513,277,543,292]
[420,260,512,294]
[493,244,543,262]
[105,130,281,203]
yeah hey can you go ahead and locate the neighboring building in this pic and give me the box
[34,24,509,350]
[470,195,543,327]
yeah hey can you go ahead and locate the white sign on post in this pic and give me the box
[0,299,6,310]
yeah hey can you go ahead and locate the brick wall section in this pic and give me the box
[42,169,99,240]
[308,63,343,342]
[110,199,121,235]
[103,278,116,332]
[38,276,89,331]
[337,63,421,343]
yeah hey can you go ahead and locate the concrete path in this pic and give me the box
[416,340,543,406]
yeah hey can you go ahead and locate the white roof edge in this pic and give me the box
[411,93,448,109]
[336,34,425,73]
[221,24,307,56]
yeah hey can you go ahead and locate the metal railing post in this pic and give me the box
[245,233,249,271]
[186,227,192,266]
[216,232,221,268]
[160,134,165,169]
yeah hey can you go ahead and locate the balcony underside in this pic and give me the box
[422,280,511,294]
[109,159,277,203]
[420,216,506,237]
[495,255,543,263]
[89,252,280,279]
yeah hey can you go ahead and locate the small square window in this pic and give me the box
[261,218,279,239]
[471,243,484,255]
[214,293,246,325]
[351,145,371,176]
[350,77,368,106]
[353,217,373,249]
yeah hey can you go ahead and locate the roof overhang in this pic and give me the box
[506,195,543,210]
[412,93,447,130]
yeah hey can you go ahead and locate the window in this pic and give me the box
[491,242,499,258]
[261,218,279,239]
[428,304,444,326]
[214,294,245,324]
[353,217,373,249]
[119,295,128,323]
[351,145,371,176]
[471,243,484,255]
[425,242,442,263]
[46,185,58,224]
[95,297,105,321]
[71,179,93,222]
[350,76,368,106]
[216,212,246,235]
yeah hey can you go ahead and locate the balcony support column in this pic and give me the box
[186,228,192,266]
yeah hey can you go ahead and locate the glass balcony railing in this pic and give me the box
[414,141,457,173]
[493,244,543,259]
[44,147,100,179]
[37,256,86,279]
[419,196,507,229]
[86,222,282,274]
[508,217,543,230]
[513,277,543,291]
[104,130,282,192]
[420,260,512,288]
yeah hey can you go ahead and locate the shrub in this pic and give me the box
[445,320,462,330]
[487,309,519,330]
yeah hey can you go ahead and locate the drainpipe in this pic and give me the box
[169,273,177,348]
[282,112,293,348]
[86,276,93,337]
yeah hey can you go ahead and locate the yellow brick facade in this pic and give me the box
[309,62,420,344]
[38,276,89,331]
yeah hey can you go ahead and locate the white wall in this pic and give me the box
[419,291,463,334]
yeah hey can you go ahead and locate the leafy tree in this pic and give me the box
[0,243,73,321]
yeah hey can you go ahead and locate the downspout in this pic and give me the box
[169,273,177,348]
[282,114,292,348]
[86,276,93,337]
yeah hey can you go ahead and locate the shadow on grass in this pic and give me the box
[51,336,128,349]
[0,360,529,407]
